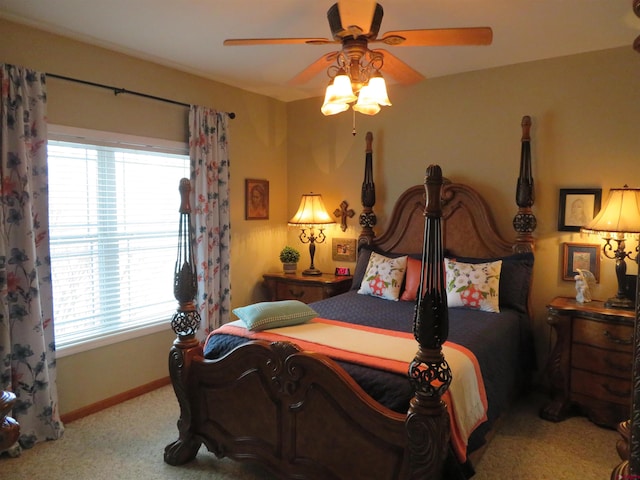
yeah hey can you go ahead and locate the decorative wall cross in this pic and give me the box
[334,200,355,232]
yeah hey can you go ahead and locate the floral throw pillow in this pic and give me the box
[445,259,502,312]
[357,252,408,301]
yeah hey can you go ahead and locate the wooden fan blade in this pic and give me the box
[373,49,425,85]
[337,0,377,35]
[288,52,340,86]
[224,38,335,46]
[377,27,493,47]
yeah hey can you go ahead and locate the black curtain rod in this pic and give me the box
[46,72,236,119]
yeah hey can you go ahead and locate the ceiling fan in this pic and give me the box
[223,0,493,87]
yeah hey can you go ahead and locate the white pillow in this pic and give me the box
[357,252,408,301]
[445,259,502,313]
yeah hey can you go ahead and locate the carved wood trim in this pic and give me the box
[0,390,19,452]
[539,308,572,422]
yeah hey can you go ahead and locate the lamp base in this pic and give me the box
[302,268,322,276]
[604,295,635,310]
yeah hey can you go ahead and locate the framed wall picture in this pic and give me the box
[557,188,602,232]
[332,238,357,262]
[245,179,269,220]
[562,243,600,282]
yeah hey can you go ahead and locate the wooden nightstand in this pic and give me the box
[263,273,352,304]
[540,296,635,428]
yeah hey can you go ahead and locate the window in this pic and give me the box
[47,126,189,356]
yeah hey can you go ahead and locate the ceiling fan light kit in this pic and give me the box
[224,0,493,116]
[321,49,390,116]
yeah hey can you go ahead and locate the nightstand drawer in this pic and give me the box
[571,369,630,406]
[275,283,324,303]
[263,273,352,304]
[571,343,632,379]
[572,317,633,353]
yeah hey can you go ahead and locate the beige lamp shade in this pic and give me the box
[581,186,640,239]
[319,66,391,116]
[288,193,335,226]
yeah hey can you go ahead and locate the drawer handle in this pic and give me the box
[602,383,630,399]
[287,289,304,299]
[603,330,633,346]
[604,358,630,373]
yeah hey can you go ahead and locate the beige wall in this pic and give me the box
[3,17,640,413]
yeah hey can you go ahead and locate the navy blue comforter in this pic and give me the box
[204,291,534,452]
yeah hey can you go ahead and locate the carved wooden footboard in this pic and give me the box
[166,340,412,478]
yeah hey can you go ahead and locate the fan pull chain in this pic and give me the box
[352,109,357,136]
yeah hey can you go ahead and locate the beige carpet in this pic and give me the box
[0,385,621,479]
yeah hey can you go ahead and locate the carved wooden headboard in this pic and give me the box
[366,182,517,258]
[357,116,536,258]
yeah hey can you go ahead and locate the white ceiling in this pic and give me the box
[1,1,638,102]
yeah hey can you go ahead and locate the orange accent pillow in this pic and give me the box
[400,257,422,301]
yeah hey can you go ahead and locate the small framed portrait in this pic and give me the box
[558,188,602,232]
[332,238,357,262]
[245,179,269,220]
[562,243,600,282]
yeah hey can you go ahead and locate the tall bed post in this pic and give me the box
[358,131,377,247]
[513,115,536,253]
[164,178,203,466]
[406,165,451,479]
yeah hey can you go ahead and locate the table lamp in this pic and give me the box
[288,193,335,276]
[581,185,640,309]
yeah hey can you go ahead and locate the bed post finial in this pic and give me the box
[359,131,377,247]
[406,164,451,480]
[171,178,201,342]
[513,115,537,253]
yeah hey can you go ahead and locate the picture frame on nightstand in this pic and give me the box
[562,243,600,282]
[332,238,357,262]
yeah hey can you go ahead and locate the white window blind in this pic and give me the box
[47,127,189,354]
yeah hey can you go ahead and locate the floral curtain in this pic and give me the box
[188,106,231,342]
[0,64,64,452]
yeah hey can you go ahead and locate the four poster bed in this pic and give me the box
[164,117,537,479]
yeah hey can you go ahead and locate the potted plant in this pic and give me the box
[279,246,300,274]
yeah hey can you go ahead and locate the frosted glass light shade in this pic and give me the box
[367,75,391,106]
[328,72,357,104]
[321,84,349,115]
[353,85,381,115]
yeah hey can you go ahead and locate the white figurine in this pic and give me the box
[575,268,596,303]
